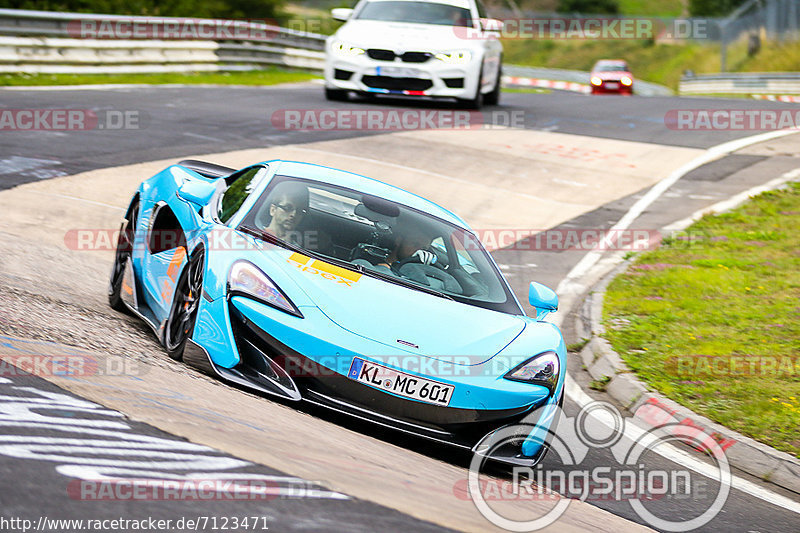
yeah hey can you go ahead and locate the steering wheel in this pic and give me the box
[395,262,462,293]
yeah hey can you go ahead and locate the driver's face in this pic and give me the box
[397,234,430,260]
[269,194,306,233]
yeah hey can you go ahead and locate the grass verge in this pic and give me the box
[603,182,800,457]
[0,68,319,87]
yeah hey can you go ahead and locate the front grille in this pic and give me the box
[366,49,432,63]
[367,48,395,61]
[361,76,433,92]
[334,68,353,80]
[443,77,465,88]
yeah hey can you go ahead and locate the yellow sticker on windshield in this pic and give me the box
[287,253,362,287]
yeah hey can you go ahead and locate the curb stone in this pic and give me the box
[576,240,800,495]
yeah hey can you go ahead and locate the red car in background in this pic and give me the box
[590,59,634,95]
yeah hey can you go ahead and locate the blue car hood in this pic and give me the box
[266,248,526,365]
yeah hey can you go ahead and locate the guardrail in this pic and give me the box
[0,35,325,74]
[0,8,326,50]
[0,8,328,74]
[680,73,800,95]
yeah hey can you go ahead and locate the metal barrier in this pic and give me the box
[0,8,327,50]
[0,35,325,74]
[680,73,800,95]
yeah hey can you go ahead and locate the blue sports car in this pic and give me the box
[109,159,566,465]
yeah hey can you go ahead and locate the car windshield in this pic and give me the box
[238,175,522,315]
[355,0,473,27]
[594,62,628,72]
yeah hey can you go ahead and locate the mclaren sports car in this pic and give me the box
[108,159,566,465]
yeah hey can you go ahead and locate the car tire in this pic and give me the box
[164,246,205,361]
[108,200,138,312]
[325,87,349,101]
[484,65,502,106]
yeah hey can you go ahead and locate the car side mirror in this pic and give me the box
[332,8,353,22]
[177,180,217,206]
[529,281,558,320]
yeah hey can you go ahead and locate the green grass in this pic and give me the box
[617,0,686,16]
[603,182,800,457]
[0,68,319,87]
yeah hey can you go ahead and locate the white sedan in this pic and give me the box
[323,0,503,108]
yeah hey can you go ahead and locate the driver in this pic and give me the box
[377,224,438,270]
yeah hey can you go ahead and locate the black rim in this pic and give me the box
[165,250,203,351]
[110,205,137,294]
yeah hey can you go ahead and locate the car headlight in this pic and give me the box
[434,50,472,64]
[621,76,633,86]
[228,261,302,318]
[331,40,365,57]
[590,76,602,86]
[504,351,560,391]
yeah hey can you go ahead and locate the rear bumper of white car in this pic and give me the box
[324,51,481,99]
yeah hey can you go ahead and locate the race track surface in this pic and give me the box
[1,84,798,532]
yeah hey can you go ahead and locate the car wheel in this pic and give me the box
[484,65,502,106]
[325,87,349,101]
[108,200,138,312]
[164,247,204,361]
[458,71,483,109]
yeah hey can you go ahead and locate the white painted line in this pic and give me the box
[184,132,223,143]
[565,376,800,514]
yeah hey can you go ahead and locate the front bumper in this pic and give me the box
[591,79,634,94]
[324,51,480,99]
[187,292,560,463]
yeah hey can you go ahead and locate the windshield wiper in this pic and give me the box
[359,266,454,301]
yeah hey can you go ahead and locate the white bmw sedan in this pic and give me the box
[323,0,503,108]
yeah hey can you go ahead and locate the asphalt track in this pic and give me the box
[1,83,799,532]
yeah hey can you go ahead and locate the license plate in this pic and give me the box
[375,66,421,78]
[605,82,619,89]
[348,357,454,406]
